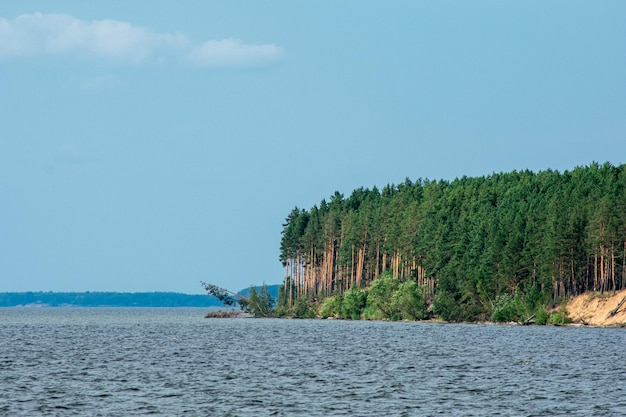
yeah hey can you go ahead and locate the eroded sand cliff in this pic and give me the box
[566,288,626,326]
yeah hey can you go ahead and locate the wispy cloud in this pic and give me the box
[186,38,284,69]
[0,13,284,68]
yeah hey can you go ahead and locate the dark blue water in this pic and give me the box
[1,308,625,416]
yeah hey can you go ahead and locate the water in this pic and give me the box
[1,308,625,416]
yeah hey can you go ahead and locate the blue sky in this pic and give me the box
[1,2,625,294]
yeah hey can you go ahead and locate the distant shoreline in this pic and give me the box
[0,292,221,308]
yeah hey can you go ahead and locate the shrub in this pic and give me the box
[362,305,385,320]
[247,284,275,317]
[535,306,550,325]
[292,297,316,318]
[547,301,572,325]
[320,295,342,318]
[341,288,367,319]
[491,293,518,322]
[367,272,399,319]
[391,281,429,320]
[515,285,547,318]
[432,289,462,322]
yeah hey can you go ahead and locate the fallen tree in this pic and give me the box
[607,297,626,318]
[200,281,274,317]
[201,281,249,309]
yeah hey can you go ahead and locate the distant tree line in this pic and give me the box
[0,292,223,307]
[278,162,626,321]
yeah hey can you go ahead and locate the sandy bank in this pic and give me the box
[566,288,626,327]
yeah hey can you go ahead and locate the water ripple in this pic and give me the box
[1,308,625,416]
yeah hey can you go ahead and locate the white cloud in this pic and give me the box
[0,13,283,68]
[186,38,284,69]
[0,13,177,63]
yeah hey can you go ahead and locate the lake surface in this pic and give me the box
[0,308,624,416]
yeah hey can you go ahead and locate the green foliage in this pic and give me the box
[364,273,430,320]
[547,311,569,325]
[274,283,290,317]
[247,283,275,317]
[291,296,316,318]
[201,281,239,307]
[279,163,626,322]
[491,286,551,323]
[367,272,399,319]
[535,306,550,325]
[341,288,368,319]
[391,281,429,320]
[547,301,573,325]
[320,295,342,318]
[237,297,249,312]
[431,275,468,322]
[491,293,518,322]
[276,290,317,318]
[432,290,462,322]
[514,285,548,321]
[362,305,385,320]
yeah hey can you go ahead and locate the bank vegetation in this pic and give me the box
[276,162,626,323]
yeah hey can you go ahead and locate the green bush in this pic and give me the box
[515,285,547,319]
[432,289,463,322]
[535,306,550,325]
[320,295,342,318]
[491,287,553,324]
[292,297,316,318]
[491,293,518,322]
[341,288,367,319]
[367,272,399,319]
[362,305,385,320]
[274,281,294,317]
[247,284,275,317]
[547,301,572,325]
[391,281,429,320]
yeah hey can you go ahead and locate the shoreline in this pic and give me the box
[204,288,626,327]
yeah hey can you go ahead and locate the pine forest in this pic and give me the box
[277,162,626,322]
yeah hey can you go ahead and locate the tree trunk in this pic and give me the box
[594,253,598,292]
[351,244,355,288]
[356,245,365,288]
[288,259,293,307]
[622,240,625,290]
[376,243,381,280]
[611,243,615,293]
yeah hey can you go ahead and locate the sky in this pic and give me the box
[1,1,625,294]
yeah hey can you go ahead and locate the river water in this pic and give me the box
[0,308,624,416]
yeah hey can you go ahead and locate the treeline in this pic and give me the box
[0,292,222,307]
[279,162,626,321]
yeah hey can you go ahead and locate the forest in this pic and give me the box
[277,162,626,322]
